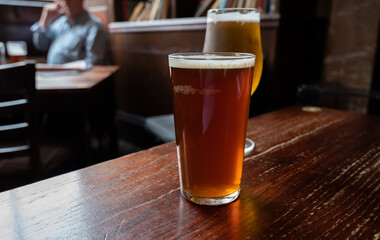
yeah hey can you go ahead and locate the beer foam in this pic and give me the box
[207,10,260,23]
[169,54,255,69]
[8,49,26,56]
[6,44,27,56]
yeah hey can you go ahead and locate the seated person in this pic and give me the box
[30,0,110,67]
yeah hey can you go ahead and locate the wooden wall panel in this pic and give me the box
[109,16,280,118]
[322,0,380,113]
[110,28,205,116]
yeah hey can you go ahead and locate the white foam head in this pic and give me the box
[6,41,27,56]
[169,53,255,69]
[207,8,260,23]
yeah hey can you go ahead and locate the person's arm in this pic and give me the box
[39,3,63,29]
[30,3,63,51]
[30,23,53,52]
[84,24,110,66]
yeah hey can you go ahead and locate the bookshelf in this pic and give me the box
[113,0,279,21]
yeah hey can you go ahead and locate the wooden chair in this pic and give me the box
[0,61,40,177]
[0,61,70,191]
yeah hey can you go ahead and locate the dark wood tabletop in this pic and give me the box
[36,65,119,93]
[0,106,379,239]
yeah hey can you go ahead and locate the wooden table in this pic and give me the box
[0,106,379,239]
[36,66,119,164]
[36,66,119,93]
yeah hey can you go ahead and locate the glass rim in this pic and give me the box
[168,52,255,69]
[168,52,255,61]
[207,8,260,14]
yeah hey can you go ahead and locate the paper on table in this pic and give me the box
[36,60,90,71]
[36,70,83,77]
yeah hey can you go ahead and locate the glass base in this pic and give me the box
[181,188,240,206]
[244,138,255,156]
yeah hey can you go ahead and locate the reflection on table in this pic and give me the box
[0,106,379,239]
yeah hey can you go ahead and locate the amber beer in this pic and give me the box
[169,53,255,205]
[203,9,263,95]
[9,55,26,63]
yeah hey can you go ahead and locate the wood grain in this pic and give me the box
[0,106,379,239]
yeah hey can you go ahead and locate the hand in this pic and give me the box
[39,3,63,29]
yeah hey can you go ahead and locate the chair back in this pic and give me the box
[0,61,40,175]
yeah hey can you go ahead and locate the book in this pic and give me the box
[121,1,140,21]
[157,0,164,19]
[226,0,234,7]
[219,0,228,8]
[247,0,256,8]
[136,2,152,21]
[129,1,145,21]
[257,0,264,11]
[161,0,170,19]
[170,0,176,18]
[149,0,161,20]
[194,0,215,17]
[211,0,221,9]
[231,0,239,8]
[237,0,245,8]
[244,0,251,8]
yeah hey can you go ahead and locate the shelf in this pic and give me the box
[109,13,280,33]
[109,17,207,33]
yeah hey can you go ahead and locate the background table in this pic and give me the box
[36,66,119,93]
[0,106,379,239]
[36,66,119,164]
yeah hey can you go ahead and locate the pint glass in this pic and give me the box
[6,41,27,63]
[203,8,262,94]
[203,8,263,155]
[168,53,255,205]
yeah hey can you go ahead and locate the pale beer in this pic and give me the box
[203,9,263,94]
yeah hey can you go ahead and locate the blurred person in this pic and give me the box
[30,0,110,143]
[30,0,110,67]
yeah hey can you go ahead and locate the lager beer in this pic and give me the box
[203,8,263,95]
